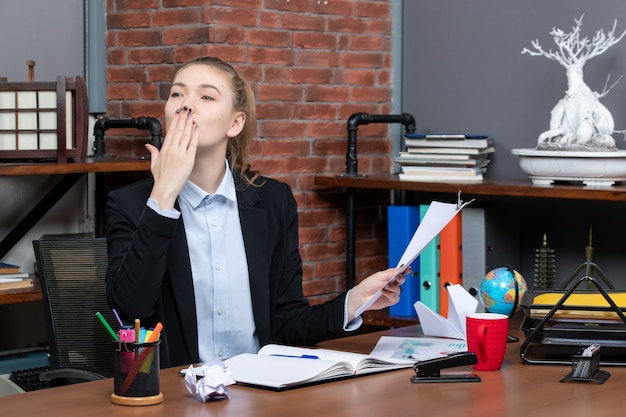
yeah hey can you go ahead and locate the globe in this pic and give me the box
[479,267,528,316]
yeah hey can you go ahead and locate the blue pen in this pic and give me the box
[271,354,319,359]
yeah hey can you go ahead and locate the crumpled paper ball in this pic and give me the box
[184,360,235,402]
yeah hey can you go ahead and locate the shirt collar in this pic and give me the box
[179,160,237,208]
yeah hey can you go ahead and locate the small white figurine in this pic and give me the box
[522,15,626,151]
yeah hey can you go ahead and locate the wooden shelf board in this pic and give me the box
[314,173,626,202]
[0,157,150,176]
[0,277,42,305]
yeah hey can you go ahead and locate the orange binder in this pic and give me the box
[438,214,462,317]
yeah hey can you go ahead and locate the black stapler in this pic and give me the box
[411,352,481,383]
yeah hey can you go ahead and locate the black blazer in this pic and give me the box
[105,172,347,368]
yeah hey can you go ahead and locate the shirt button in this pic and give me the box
[211,219,218,227]
[218,350,224,357]
[217,309,223,316]
[215,263,221,271]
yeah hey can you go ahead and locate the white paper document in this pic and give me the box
[414,284,478,340]
[355,199,471,318]
[370,336,468,362]
[0,278,25,283]
[0,272,29,281]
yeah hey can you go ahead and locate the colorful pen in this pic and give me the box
[112,308,124,328]
[95,312,119,342]
[120,322,163,395]
[134,318,140,344]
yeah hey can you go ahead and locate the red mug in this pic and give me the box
[466,313,509,371]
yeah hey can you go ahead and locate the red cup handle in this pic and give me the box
[477,324,488,362]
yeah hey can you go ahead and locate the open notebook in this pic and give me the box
[186,344,413,391]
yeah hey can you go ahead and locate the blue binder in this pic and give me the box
[388,206,420,316]
[419,204,440,313]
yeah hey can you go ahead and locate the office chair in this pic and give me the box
[33,238,114,385]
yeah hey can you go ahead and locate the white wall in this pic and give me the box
[0,0,89,352]
[0,176,93,272]
[0,0,84,82]
[0,0,88,272]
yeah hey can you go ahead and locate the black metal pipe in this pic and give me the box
[344,112,416,176]
[342,112,416,289]
[93,117,163,156]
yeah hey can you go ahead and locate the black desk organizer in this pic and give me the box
[519,261,626,366]
[560,347,611,384]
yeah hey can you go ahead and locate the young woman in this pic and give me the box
[105,56,407,368]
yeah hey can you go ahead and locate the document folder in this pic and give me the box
[388,206,421,317]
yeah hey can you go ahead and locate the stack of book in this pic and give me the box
[0,262,33,291]
[395,134,494,182]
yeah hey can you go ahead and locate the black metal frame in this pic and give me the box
[520,263,626,366]
[92,117,162,156]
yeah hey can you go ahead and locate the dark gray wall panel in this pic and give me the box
[402,1,626,178]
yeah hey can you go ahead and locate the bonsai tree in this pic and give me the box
[522,15,626,151]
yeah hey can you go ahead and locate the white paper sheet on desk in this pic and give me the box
[370,336,468,362]
[414,284,478,340]
[354,200,471,318]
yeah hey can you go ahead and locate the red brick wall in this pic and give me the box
[105,0,394,303]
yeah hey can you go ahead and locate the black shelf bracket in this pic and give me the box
[92,117,163,157]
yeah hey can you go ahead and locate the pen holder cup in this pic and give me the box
[111,341,163,406]
[560,348,610,384]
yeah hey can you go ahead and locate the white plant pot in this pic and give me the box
[511,148,626,186]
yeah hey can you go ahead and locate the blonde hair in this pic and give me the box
[175,56,260,185]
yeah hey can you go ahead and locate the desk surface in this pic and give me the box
[3,324,625,417]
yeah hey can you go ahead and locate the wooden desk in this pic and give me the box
[3,324,624,417]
